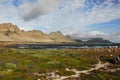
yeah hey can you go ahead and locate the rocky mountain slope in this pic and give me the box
[49,31,74,42]
[0,23,75,44]
[73,38,111,44]
[85,38,111,44]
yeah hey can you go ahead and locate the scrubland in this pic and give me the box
[0,48,120,80]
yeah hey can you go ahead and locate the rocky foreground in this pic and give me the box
[0,23,75,44]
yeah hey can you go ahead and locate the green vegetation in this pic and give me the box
[80,70,120,80]
[0,48,120,80]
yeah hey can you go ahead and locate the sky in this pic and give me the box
[0,0,120,42]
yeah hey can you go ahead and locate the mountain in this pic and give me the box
[74,39,83,43]
[85,38,111,44]
[72,37,112,44]
[49,31,75,43]
[0,23,75,44]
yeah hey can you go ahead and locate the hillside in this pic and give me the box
[85,38,111,44]
[0,23,75,44]
[73,37,112,44]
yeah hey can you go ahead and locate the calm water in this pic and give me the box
[11,43,120,49]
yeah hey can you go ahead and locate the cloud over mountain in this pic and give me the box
[72,31,120,43]
[0,0,120,42]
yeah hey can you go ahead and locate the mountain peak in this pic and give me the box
[0,23,20,32]
[27,30,44,34]
[50,31,63,36]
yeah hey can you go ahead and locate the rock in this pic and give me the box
[100,55,120,64]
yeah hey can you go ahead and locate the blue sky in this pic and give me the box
[0,0,120,42]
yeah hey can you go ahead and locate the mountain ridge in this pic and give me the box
[0,23,75,44]
[74,38,112,44]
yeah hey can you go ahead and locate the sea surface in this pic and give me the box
[10,43,120,49]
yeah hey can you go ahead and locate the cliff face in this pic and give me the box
[0,23,75,43]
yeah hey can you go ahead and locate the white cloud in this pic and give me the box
[36,0,120,34]
[19,0,64,21]
[0,0,52,31]
[86,4,120,25]
[72,31,109,38]
[61,0,120,25]
[88,31,106,36]
[0,1,18,23]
